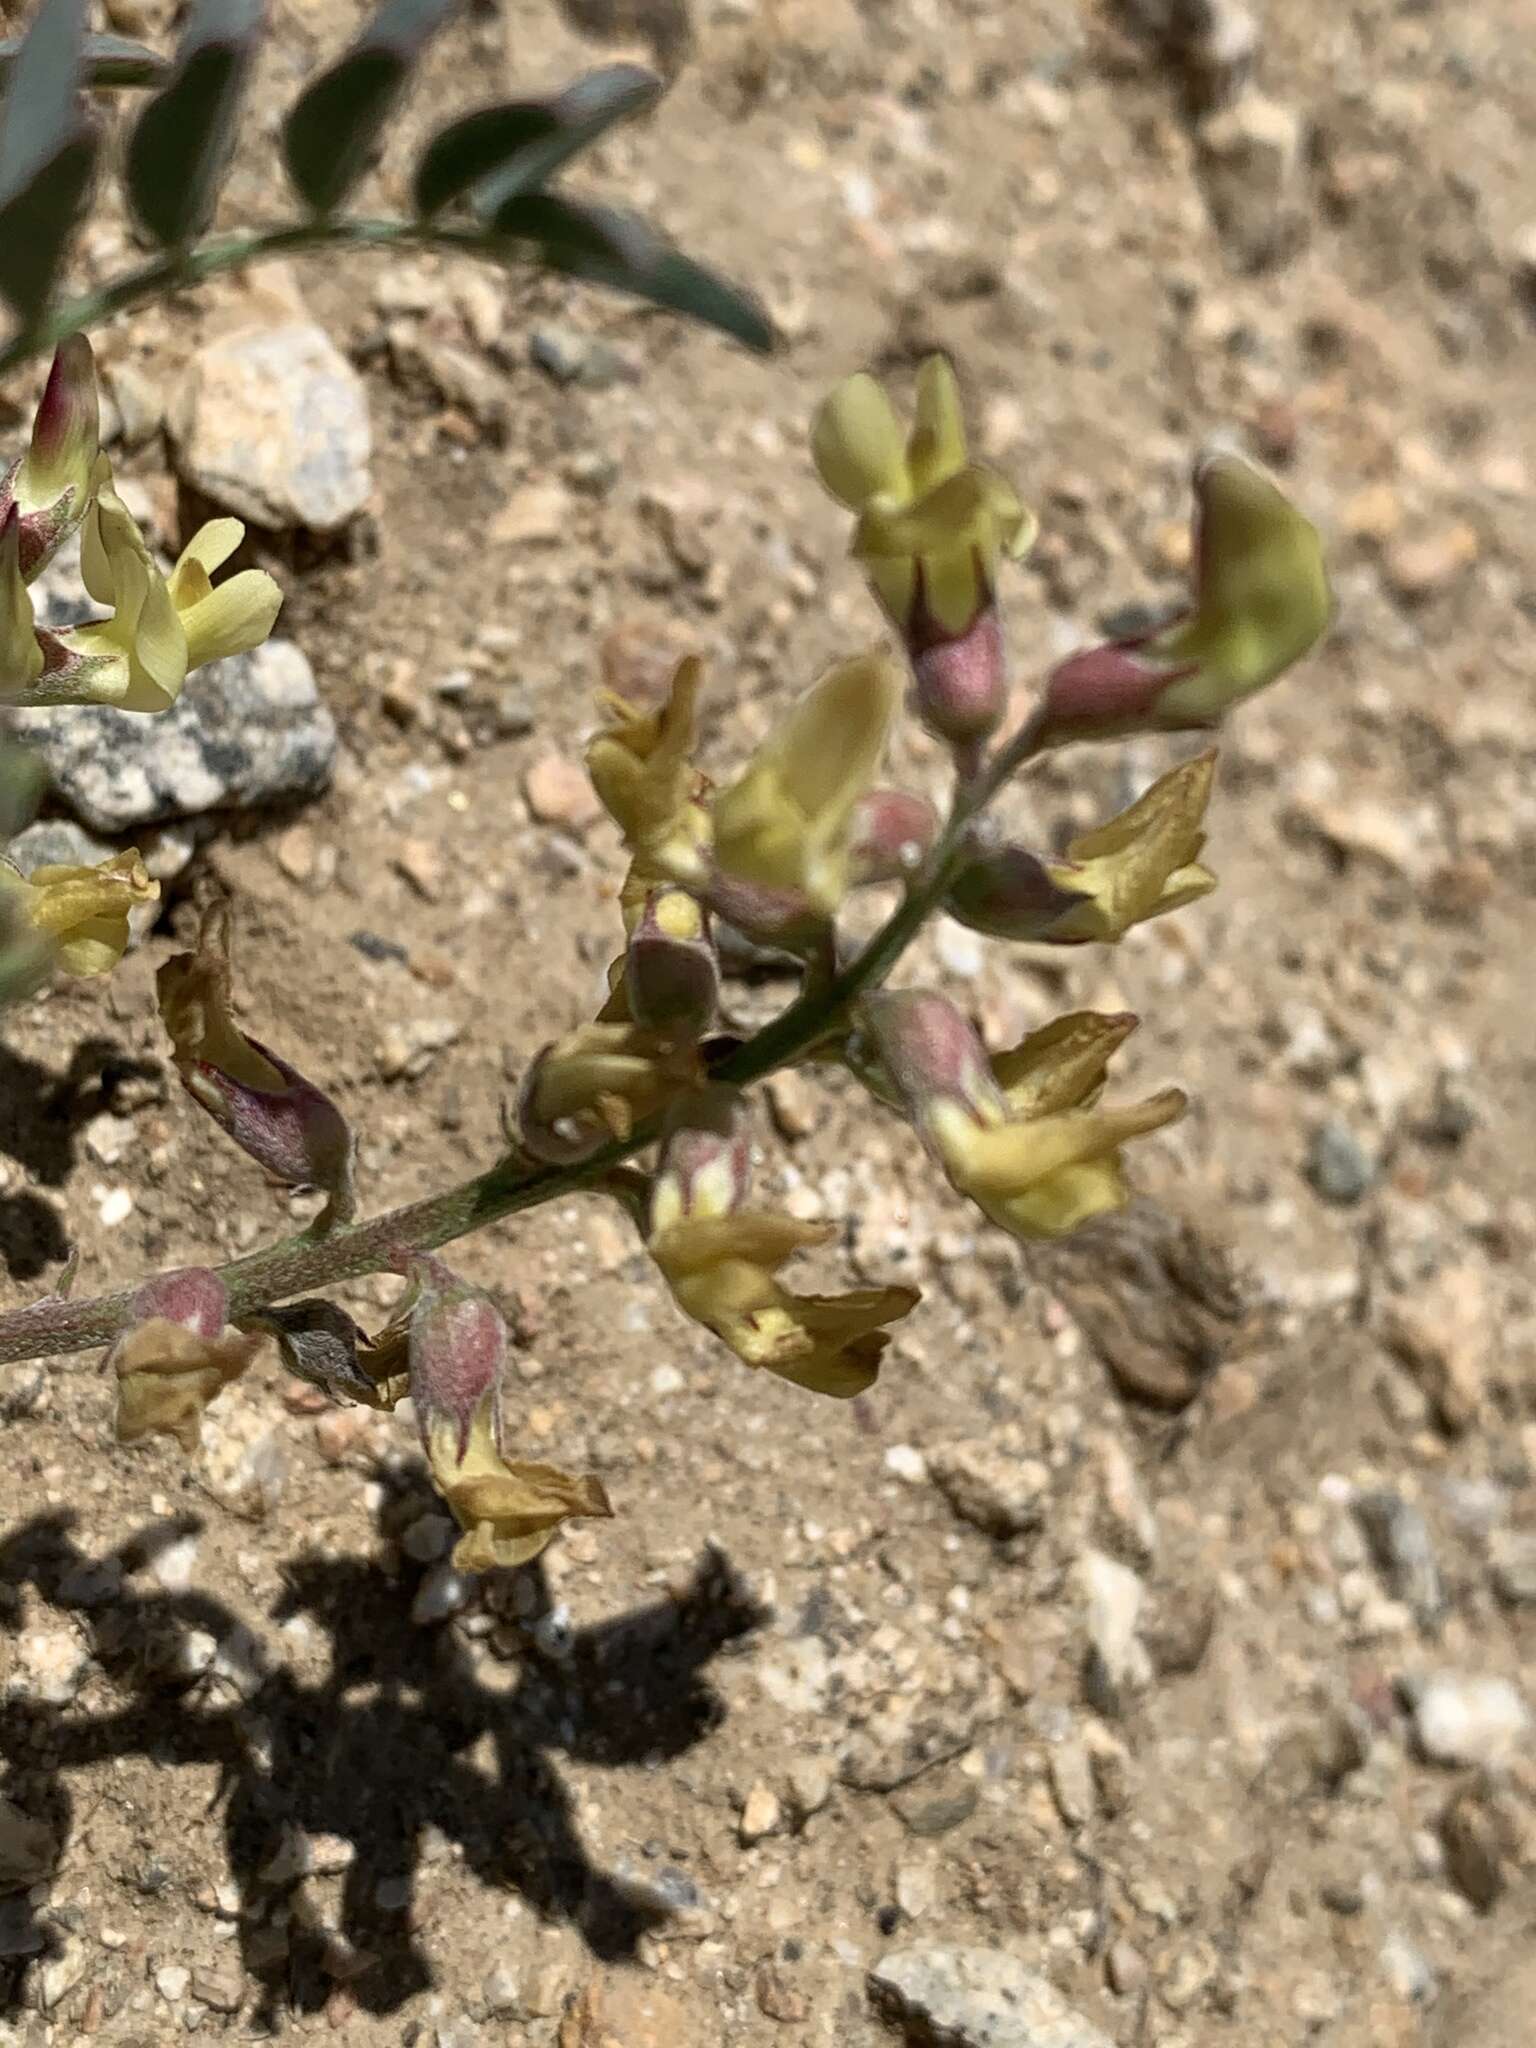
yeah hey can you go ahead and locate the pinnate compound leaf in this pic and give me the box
[283,0,458,215]
[488,193,775,352]
[126,0,263,248]
[0,0,97,326]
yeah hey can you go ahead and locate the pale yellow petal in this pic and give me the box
[811,374,909,509]
[906,356,968,495]
[180,568,283,670]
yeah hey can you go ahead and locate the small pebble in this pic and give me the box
[1305,1119,1377,1205]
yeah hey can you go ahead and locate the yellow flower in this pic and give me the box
[644,1085,917,1397]
[0,847,158,979]
[1152,454,1331,725]
[812,356,1036,635]
[405,1256,611,1572]
[863,993,1185,1242]
[649,1211,918,1398]
[711,651,900,917]
[587,654,711,890]
[1043,753,1218,943]
[1041,453,1331,742]
[434,1430,613,1573]
[165,517,285,670]
[35,470,282,712]
[109,1268,264,1450]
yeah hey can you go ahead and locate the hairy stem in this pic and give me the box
[0,696,1049,1372]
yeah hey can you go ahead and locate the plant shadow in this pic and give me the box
[0,1036,161,1280]
[0,1500,766,2023]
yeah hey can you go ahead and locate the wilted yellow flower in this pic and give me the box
[0,847,157,979]
[440,1437,613,1573]
[32,471,282,712]
[587,654,710,891]
[158,902,355,1223]
[1041,453,1331,743]
[110,1268,264,1450]
[1043,753,1217,943]
[517,1018,703,1162]
[812,356,1035,636]
[711,651,900,918]
[863,992,1186,1242]
[650,1211,918,1398]
[405,1254,612,1571]
[644,1085,917,1397]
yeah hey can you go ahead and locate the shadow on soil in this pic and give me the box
[0,1497,766,2022]
[0,1036,162,1281]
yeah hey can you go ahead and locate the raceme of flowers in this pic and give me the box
[7,346,1329,1572]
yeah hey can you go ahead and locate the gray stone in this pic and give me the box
[1197,92,1307,272]
[869,1946,1113,2048]
[530,324,634,390]
[1353,1491,1445,1633]
[170,321,372,532]
[13,641,335,832]
[927,1441,1049,1539]
[1305,1120,1377,1205]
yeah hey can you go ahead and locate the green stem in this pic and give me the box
[0,218,599,382]
[0,706,1049,1369]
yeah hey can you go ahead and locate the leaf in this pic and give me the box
[488,196,775,353]
[412,101,559,219]
[283,0,459,216]
[126,0,263,248]
[457,63,662,217]
[0,31,167,91]
[0,0,97,327]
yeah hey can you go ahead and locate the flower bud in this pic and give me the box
[945,843,1091,941]
[408,1254,506,1469]
[0,337,101,581]
[256,1298,392,1408]
[407,1254,611,1571]
[846,787,939,886]
[157,903,355,1227]
[910,601,1008,747]
[649,1085,752,1238]
[858,989,1003,1127]
[1040,451,1330,745]
[623,887,718,1039]
[110,1267,263,1448]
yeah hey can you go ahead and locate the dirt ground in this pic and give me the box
[2,0,1535,2042]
